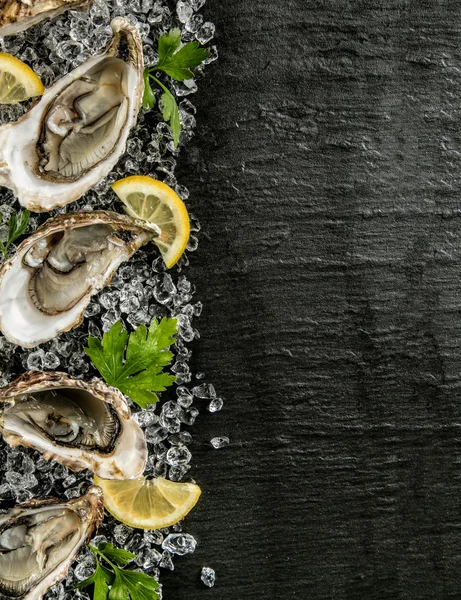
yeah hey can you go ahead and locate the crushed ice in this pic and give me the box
[0,0,221,595]
[201,566,216,588]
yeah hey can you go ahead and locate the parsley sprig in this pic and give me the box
[143,28,211,146]
[84,318,177,408]
[76,543,160,600]
[0,210,30,259]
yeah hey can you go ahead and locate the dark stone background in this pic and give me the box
[163,1,461,598]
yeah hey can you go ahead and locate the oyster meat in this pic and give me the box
[0,210,157,347]
[0,371,147,479]
[0,486,103,600]
[0,0,91,36]
[0,17,143,211]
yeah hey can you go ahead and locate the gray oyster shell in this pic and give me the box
[0,0,92,37]
[0,210,158,347]
[0,371,147,479]
[0,18,143,211]
[0,486,103,600]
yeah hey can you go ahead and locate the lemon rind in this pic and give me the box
[95,475,201,530]
[0,52,44,99]
[111,175,190,269]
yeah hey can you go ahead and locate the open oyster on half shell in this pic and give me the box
[0,486,103,600]
[0,17,143,211]
[0,371,147,479]
[0,210,158,348]
[0,0,92,37]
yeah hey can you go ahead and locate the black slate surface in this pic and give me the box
[162,1,461,598]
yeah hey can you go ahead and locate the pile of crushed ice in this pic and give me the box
[0,0,222,596]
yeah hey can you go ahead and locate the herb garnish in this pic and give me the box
[84,318,177,408]
[0,210,30,259]
[76,543,160,600]
[143,28,211,146]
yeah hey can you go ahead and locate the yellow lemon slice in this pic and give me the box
[0,52,44,104]
[94,475,201,529]
[111,175,190,269]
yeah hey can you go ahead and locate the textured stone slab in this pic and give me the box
[167,0,461,598]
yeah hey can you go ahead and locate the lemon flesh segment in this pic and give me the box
[94,475,201,529]
[0,52,44,104]
[111,176,190,269]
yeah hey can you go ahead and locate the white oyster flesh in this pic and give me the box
[0,0,91,37]
[4,390,118,450]
[0,508,80,596]
[27,224,123,315]
[0,211,156,348]
[39,59,129,179]
[0,486,103,600]
[0,18,143,211]
[0,372,148,479]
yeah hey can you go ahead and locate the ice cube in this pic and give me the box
[162,533,197,555]
[210,436,229,449]
[201,566,216,588]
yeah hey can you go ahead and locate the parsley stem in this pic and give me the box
[89,545,118,571]
[147,72,173,97]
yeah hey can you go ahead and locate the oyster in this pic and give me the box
[0,371,147,479]
[0,0,91,37]
[0,486,103,600]
[0,17,143,211]
[0,210,158,347]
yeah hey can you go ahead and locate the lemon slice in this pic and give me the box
[111,175,190,269]
[94,475,201,529]
[0,52,44,104]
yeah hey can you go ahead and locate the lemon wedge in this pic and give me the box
[111,175,190,269]
[0,52,44,104]
[94,475,201,529]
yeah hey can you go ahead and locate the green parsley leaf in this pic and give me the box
[93,567,112,600]
[75,572,97,590]
[157,27,181,63]
[142,70,156,109]
[86,321,129,385]
[79,544,160,600]
[85,318,177,408]
[160,90,180,147]
[76,557,113,600]
[109,571,129,600]
[124,317,177,371]
[0,209,30,259]
[96,543,136,566]
[115,570,159,600]
[116,367,176,408]
[143,29,211,147]
[157,41,210,81]
[8,210,30,245]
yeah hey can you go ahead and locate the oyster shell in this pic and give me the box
[0,486,103,600]
[0,210,158,347]
[0,0,91,36]
[0,371,147,479]
[0,17,143,211]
